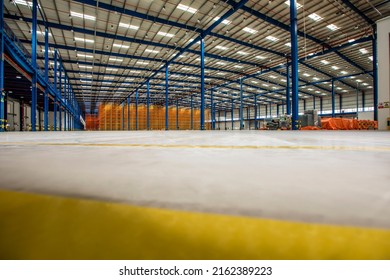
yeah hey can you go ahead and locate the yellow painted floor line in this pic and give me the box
[0,189,390,260]
[0,142,389,151]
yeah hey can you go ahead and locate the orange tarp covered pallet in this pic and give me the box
[320,118,377,130]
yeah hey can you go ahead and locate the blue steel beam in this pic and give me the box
[286,64,291,115]
[331,79,335,117]
[200,37,205,130]
[340,0,375,25]
[165,65,169,130]
[240,78,244,130]
[372,35,378,121]
[147,80,150,130]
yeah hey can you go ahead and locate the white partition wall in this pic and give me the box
[377,16,390,130]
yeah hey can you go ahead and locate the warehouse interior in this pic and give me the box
[0,0,390,259]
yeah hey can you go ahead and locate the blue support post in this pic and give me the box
[54,98,57,131]
[320,97,323,114]
[277,104,280,116]
[147,80,150,130]
[372,34,378,121]
[165,65,169,130]
[44,27,49,131]
[218,110,220,130]
[331,79,335,117]
[127,97,130,130]
[266,105,268,118]
[0,0,4,132]
[210,90,214,130]
[135,90,139,130]
[190,95,193,130]
[339,94,343,113]
[303,99,306,111]
[239,79,244,130]
[247,107,250,130]
[176,99,179,130]
[224,110,227,130]
[254,95,258,129]
[269,103,272,117]
[231,99,234,130]
[200,37,205,130]
[64,78,67,131]
[356,87,359,113]
[290,0,299,130]
[362,90,365,111]
[286,64,291,115]
[313,96,316,109]
[31,0,38,131]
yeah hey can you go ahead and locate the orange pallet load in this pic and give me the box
[85,114,99,130]
[321,118,377,130]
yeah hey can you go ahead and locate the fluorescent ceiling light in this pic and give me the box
[368,56,373,61]
[216,72,224,75]
[177,4,197,14]
[136,61,149,65]
[77,54,94,59]
[285,42,291,47]
[340,71,348,75]
[331,66,339,70]
[79,65,93,69]
[145,49,159,54]
[109,58,123,62]
[34,30,52,36]
[303,73,310,77]
[80,80,92,83]
[362,83,369,86]
[285,1,302,9]
[266,35,279,42]
[262,84,269,87]
[215,45,228,50]
[327,24,339,31]
[102,82,112,84]
[321,60,329,65]
[280,79,286,82]
[70,11,96,21]
[313,77,319,81]
[243,27,258,34]
[237,51,248,55]
[74,37,94,43]
[308,13,323,21]
[356,79,362,82]
[182,67,191,70]
[269,75,276,79]
[251,81,258,84]
[80,74,92,78]
[129,70,141,73]
[157,31,175,38]
[118,23,139,30]
[359,48,368,54]
[348,39,355,43]
[113,43,129,49]
[234,65,243,68]
[213,17,231,25]
[256,55,266,59]
[216,62,226,65]
[106,68,118,71]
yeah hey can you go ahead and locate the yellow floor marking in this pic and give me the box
[0,190,389,260]
[0,142,389,152]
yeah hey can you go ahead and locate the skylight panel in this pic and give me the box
[74,37,94,43]
[70,11,96,21]
[77,54,94,59]
[113,44,129,49]
[157,31,175,38]
[106,68,118,71]
[79,65,93,69]
[243,27,258,34]
[145,49,160,54]
[177,4,197,14]
[109,58,123,62]
[308,13,323,21]
[136,61,149,65]
[213,17,231,25]
[118,23,139,30]
[327,24,339,31]
[266,36,279,42]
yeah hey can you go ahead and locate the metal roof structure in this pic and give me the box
[3,0,390,116]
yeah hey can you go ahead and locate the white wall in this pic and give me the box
[377,16,390,130]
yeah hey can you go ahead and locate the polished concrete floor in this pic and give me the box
[0,130,389,229]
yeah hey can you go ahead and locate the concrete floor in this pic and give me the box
[0,130,389,229]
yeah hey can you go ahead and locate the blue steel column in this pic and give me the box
[290,0,299,130]
[31,0,38,131]
[190,95,193,130]
[176,99,179,130]
[210,90,214,130]
[313,96,316,109]
[372,31,378,121]
[64,77,67,131]
[224,110,227,130]
[44,27,49,131]
[254,95,258,129]
[320,97,323,113]
[286,63,291,115]
[165,65,169,130]
[303,99,306,111]
[362,90,365,111]
[239,79,244,130]
[54,98,57,131]
[0,0,4,132]
[340,94,343,113]
[269,103,272,116]
[147,80,150,130]
[59,66,62,131]
[231,99,234,130]
[277,104,280,116]
[356,87,359,113]
[200,37,205,130]
[218,110,220,130]
[127,97,130,130]
[331,79,335,117]
[135,90,139,130]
